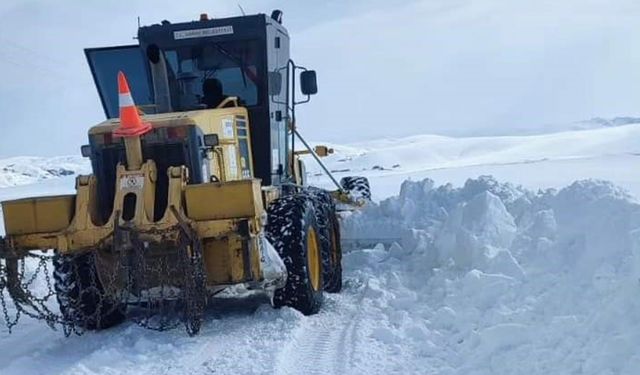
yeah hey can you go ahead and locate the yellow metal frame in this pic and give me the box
[2,108,268,288]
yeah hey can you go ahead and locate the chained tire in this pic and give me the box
[53,252,126,330]
[341,176,372,201]
[323,213,342,292]
[266,194,324,315]
[181,236,207,336]
[307,188,343,293]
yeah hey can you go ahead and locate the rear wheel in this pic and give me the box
[266,195,324,315]
[53,252,126,330]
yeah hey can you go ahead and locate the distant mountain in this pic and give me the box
[571,117,640,130]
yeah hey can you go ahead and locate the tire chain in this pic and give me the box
[340,176,372,202]
[0,224,207,336]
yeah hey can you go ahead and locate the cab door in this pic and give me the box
[85,45,154,119]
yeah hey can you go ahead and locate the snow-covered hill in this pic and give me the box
[305,122,640,200]
[1,122,638,198]
[1,125,640,374]
[0,156,88,188]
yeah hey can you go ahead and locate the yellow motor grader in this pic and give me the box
[0,10,370,335]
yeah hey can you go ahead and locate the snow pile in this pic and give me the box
[342,176,640,374]
[0,156,89,188]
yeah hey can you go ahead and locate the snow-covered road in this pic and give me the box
[0,256,401,375]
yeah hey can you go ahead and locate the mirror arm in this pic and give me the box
[294,95,311,105]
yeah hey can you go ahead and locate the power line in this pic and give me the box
[0,47,80,83]
[0,35,68,66]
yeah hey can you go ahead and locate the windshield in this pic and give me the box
[86,46,153,119]
[163,40,262,110]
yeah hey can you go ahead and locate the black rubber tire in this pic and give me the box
[266,194,324,315]
[307,188,343,293]
[53,252,126,330]
[323,213,343,293]
[341,176,372,201]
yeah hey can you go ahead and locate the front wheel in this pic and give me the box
[341,176,372,202]
[266,195,324,315]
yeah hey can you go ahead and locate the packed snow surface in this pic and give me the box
[1,125,640,374]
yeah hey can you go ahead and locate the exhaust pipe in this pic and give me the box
[146,44,173,114]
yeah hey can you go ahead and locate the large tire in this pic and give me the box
[53,252,126,330]
[341,176,372,201]
[266,195,324,315]
[323,213,343,293]
[307,188,343,293]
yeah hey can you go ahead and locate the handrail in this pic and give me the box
[216,97,240,109]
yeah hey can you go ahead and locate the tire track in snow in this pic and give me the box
[335,280,369,374]
[274,278,369,375]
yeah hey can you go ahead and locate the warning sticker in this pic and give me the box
[174,26,234,40]
[222,118,235,139]
[227,146,238,179]
[120,174,144,190]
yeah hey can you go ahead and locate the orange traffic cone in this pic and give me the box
[113,71,152,137]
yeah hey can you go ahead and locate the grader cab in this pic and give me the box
[0,11,370,335]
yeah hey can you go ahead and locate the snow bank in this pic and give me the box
[342,176,640,374]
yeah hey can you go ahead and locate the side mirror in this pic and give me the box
[269,71,283,96]
[80,145,91,158]
[204,134,219,148]
[300,70,318,96]
[271,10,283,24]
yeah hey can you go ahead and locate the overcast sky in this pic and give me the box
[0,0,639,158]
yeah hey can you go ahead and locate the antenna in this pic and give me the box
[238,4,246,16]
